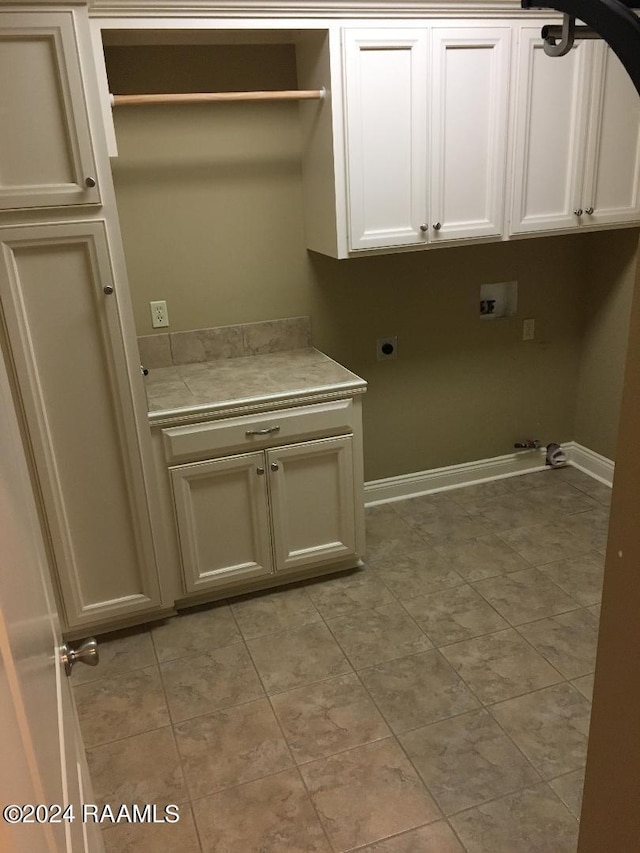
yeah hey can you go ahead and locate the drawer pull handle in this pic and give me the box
[246,426,281,436]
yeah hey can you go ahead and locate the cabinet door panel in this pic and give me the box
[344,30,428,250]
[268,437,356,574]
[430,27,510,240]
[510,29,591,234]
[583,44,640,226]
[0,223,160,626]
[0,11,100,210]
[171,453,273,593]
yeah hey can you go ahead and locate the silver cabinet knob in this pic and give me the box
[270,462,279,472]
[585,207,594,215]
[256,466,265,476]
[419,224,428,232]
[433,222,442,231]
[103,285,114,295]
[574,209,583,216]
[61,638,99,677]
[85,177,97,188]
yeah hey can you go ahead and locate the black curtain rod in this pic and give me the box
[522,0,640,94]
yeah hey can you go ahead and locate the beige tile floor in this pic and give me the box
[73,465,609,853]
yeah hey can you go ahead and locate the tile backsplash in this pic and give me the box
[138,317,312,370]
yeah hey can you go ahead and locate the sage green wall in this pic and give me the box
[107,44,614,481]
[574,230,638,461]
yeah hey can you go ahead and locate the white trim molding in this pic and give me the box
[88,0,557,20]
[564,441,615,487]
[365,447,548,505]
[364,442,614,505]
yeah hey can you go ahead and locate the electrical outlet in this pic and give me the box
[522,318,535,341]
[377,336,398,361]
[150,300,169,328]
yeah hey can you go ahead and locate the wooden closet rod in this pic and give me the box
[110,89,326,107]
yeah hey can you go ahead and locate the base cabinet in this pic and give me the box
[170,435,358,595]
[171,451,273,593]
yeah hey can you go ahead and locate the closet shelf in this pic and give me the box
[110,89,326,107]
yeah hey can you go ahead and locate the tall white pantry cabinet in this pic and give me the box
[0,6,164,632]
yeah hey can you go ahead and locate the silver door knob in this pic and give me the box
[433,222,442,231]
[270,462,279,472]
[419,224,428,232]
[103,285,114,295]
[61,638,99,677]
[585,207,594,215]
[85,177,97,188]
[257,466,265,475]
[574,209,583,216]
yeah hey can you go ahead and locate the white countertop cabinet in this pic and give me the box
[155,388,366,604]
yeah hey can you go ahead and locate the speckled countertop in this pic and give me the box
[144,348,367,423]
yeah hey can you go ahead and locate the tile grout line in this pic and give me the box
[238,605,338,853]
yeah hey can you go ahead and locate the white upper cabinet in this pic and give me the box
[298,19,640,257]
[343,30,428,251]
[510,28,591,234]
[429,27,511,242]
[342,24,511,252]
[0,11,100,210]
[510,29,640,235]
[582,43,640,227]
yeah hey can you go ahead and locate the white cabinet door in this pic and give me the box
[0,11,100,210]
[343,29,428,250]
[430,27,510,241]
[510,28,592,234]
[0,222,161,627]
[171,452,273,593]
[268,437,357,575]
[582,43,640,227]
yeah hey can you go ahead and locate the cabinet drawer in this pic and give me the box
[162,399,354,463]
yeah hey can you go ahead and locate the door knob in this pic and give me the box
[270,462,279,472]
[61,638,99,677]
[419,224,428,232]
[585,207,594,215]
[574,209,583,216]
[433,222,442,231]
[103,285,114,295]
[85,177,97,188]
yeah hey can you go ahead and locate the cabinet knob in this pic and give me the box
[103,285,114,295]
[585,207,594,215]
[433,222,442,231]
[270,462,279,472]
[574,209,583,217]
[85,177,97,188]
[419,224,428,233]
[256,466,265,476]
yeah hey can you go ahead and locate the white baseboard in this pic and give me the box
[564,441,615,487]
[364,442,614,506]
